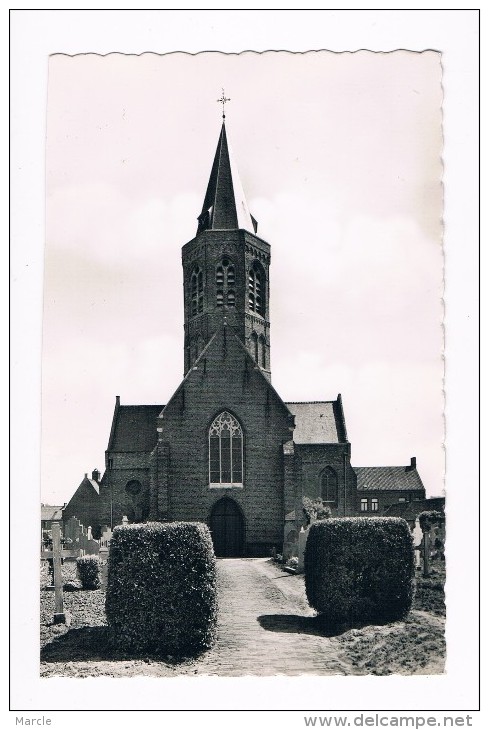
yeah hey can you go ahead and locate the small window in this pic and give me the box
[227,266,235,285]
[259,334,266,368]
[217,291,224,307]
[360,498,368,512]
[190,267,204,317]
[398,497,406,503]
[251,332,259,363]
[371,498,379,512]
[227,290,235,307]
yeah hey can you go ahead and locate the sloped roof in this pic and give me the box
[286,401,344,444]
[41,505,64,521]
[197,123,256,234]
[383,500,443,521]
[354,466,425,492]
[110,405,164,452]
[87,478,100,495]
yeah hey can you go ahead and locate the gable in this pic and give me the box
[161,325,293,428]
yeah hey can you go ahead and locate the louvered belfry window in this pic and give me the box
[248,262,264,316]
[209,411,243,486]
[216,258,235,308]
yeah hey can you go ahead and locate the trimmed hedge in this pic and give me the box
[76,555,101,590]
[304,517,414,625]
[418,510,444,533]
[105,522,217,655]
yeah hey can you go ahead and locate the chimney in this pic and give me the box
[409,457,416,470]
[92,468,101,482]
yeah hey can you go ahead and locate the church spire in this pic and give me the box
[197,122,258,235]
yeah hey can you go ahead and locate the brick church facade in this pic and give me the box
[63,121,426,555]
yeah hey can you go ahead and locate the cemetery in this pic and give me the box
[40,513,445,677]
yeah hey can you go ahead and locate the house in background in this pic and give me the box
[41,504,64,533]
[62,470,103,539]
[355,458,427,516]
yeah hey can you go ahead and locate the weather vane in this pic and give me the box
[217,88,231,119]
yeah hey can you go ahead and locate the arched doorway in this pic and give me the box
[210,498,245,557]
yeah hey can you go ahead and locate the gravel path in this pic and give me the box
[185,558,350,676]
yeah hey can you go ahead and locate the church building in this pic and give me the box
[62,119,426,555]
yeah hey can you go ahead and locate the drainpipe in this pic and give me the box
[343,453,347,516]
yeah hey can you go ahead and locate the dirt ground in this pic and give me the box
[40,558,445,678]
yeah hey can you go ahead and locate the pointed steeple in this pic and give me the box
[197,123,258,235]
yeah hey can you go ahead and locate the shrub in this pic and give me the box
[304,517,414,626]
[418,510,444,533]
[302,497,331,525]
[63,581,79,592]
[76,555,101,590]
[105,522,217,655]
[287,556,299,569]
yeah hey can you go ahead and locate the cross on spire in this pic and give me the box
[217,88,231,119]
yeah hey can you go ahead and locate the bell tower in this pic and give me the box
[182,120,271,380]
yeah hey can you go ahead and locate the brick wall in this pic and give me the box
[295,443,358,517]
[158,325,292,554]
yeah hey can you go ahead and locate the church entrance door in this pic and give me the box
[210,498,245,557]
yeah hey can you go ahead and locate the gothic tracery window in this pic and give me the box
[320,466,338,506]
[209,411,243,486]
[190,267,204,316]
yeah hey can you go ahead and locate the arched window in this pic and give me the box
[190,267,204,316]
[248,262,265,316]
[216,258,235,308]
[209,411,243,486]
[124,480,150,522]
[320,467,338,505]
[251,331,259,363]
[259,334,267,368]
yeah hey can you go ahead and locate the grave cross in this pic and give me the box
[51,522,69,624]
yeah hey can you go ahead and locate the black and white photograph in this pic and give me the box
[10,8,479,721]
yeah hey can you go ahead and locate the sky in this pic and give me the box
[42,50,444,504]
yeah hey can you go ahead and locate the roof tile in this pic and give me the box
[354,466,425,492]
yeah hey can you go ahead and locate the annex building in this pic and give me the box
[63,120,426,556]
